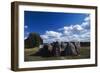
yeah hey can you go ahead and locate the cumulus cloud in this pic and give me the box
[41,31,62,43]
[73,24,83,31]
[84,16,90,21]
[24,36,28,39]
[24,31,29,39]
[41,35,48,39]
[24,25,28,29]
[24,25,29,39]
[45,31,62,38]
[41,16,90,43]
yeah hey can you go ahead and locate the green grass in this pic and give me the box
[24,47,90,61]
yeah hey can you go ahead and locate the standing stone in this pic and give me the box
[61,42,67,50]
[64,42,77,56]
[73,42,80,55]
[32,44,51,57]
[51,41,61,57]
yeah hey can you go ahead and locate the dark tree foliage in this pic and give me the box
[25,33,43,48]
[80,42,90,47]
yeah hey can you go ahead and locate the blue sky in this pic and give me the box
[24,11,90,43]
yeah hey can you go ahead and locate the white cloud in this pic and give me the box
[81,22,89,27]
[24,31,29,39]
[41,16,90,43]
[84,16,90,21]
[24,25,28,29]
[24,25,29,39]
[81,16,90,29]
[58,25,73,31]
[26,31,29,35]
[73,24,83,31]
[41,35,48,39]
[24,36,28,39]
[45,31,62,38]
[41,31,62,43]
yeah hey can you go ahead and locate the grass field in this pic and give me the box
[24,47,90,61]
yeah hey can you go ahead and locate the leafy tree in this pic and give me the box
[25,32,43,48]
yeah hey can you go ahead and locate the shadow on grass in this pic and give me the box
[24,47,90,61]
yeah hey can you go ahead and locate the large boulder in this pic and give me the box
[73,42,80,55]
[64,42,78,56]
[31,44,52,57]
[51,42,61,57]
